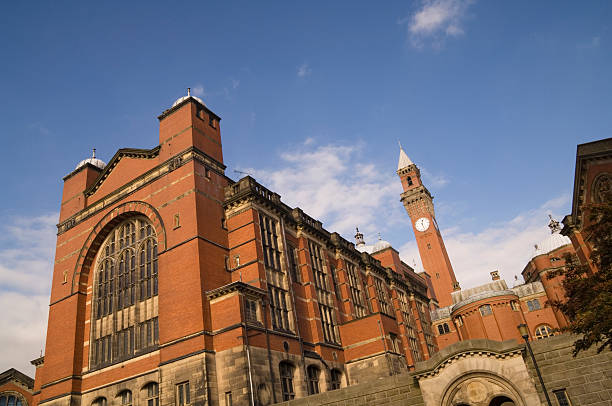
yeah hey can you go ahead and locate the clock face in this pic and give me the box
[415,217,430,232]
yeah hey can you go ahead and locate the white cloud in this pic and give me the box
[242,141,404,237]
[0,213,56,376]
[398,194,571,290]
[403,0,474,47]
[421,167,449,188]
[244,138,571,295]
[231,79,240,89]
[191,85,205,96]
[297,63,312,77]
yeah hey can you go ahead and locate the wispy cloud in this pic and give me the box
[402,0,475,48]
[192,85,205,97]
[0,213,57,375]
[297,63,312,77]
[242,140,404,237]
[399,194,571,289]
[421,167,449,188]
[28,123,51,136]
[231,79,240,89]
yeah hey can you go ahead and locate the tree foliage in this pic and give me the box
[551,202,612,355]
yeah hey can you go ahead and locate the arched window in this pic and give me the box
[143,383,159,406]
[279,362,295,401]
[535,324,555,339]
[91,217,159,369]
[0,395,24,406]
[118,390,132,406]
[307,365,320,395]
[330,369,342,390]
[91,397,107,406]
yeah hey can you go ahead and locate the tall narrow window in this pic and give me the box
[330,369,342,390]
[176,382,190,406]
[319,303,338,343]
[346,263,367,318]
[118,391,132,406]
[144,383,159,406]
[287,244,300,282]
[308,241,327,291]
[245,298,258,323]
[259,213,281,272]
[268,286,290,331]
[373,277,391,315]
[307,366,320,395]
[279,362,295,401]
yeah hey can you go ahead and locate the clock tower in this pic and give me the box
[397,146,459,307]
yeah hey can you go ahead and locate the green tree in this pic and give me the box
[551,202,612,355]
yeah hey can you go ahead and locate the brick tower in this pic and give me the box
[397,146,459,307]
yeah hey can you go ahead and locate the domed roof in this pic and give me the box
[532,216,571,258]
[75,149,106,170]
[372,238,392,253]
[172,88,205,108]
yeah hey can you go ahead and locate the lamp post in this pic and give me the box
[517,324,552,406]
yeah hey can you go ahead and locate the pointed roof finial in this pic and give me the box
[548,214,561,234]
[355,227,365,246]
[92,148,96,159]
[397,142,414,170]
[378,232,382,241]
[187,87,191,97]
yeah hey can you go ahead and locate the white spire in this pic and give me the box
[397,142,414,170]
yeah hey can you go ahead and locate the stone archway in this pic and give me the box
[442,373,521,406]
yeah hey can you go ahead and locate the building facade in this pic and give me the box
[29,92,611,406]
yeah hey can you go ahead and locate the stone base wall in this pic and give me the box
[346,353,407,385]
[275,373,424,406]
[528,334,612,406]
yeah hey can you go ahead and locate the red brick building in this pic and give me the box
[0,369,34,406]
[31,91,608,406]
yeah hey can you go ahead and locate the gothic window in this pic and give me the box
[268,286,290,331]
[287,244,300,282]
[373,277,391,315]
[143,383,159,406]
[307,365,320,395]
[330,265,342,301]
[479,304,492,316]
[319,303,338,343]
[308,241,327,291]
[0,395,24,406]
[535,324,555,339]
[91,217,159,369]
[527,299,541,311]
[279,362,295,401]
[330,369,342,390]
[259,213,281,272]
[346,262,367,318]
[118,391,132,406]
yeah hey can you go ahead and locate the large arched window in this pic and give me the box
[0,394,25,406]
[535,324,555,339]
[279,361,295,401]
[90,217,159,369]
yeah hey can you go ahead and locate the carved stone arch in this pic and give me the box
[71,201,166,294]
[441,371,524,406]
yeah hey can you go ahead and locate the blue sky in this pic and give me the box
[0,1,610,374]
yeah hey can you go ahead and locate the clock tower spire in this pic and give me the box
[397,146,459,307]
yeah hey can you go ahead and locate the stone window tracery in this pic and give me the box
[90,216,159,369]
[0,394,25,406]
